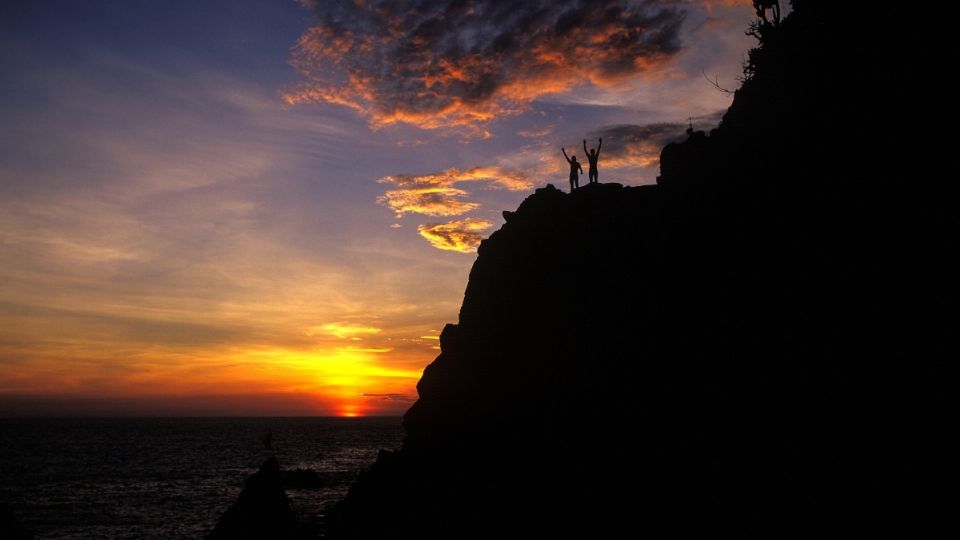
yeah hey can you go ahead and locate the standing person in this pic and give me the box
[583,138,602,184]
[561,147,583,191]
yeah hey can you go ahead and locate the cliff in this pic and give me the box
[328,3,947,538]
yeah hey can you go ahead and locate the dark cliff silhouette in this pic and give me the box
[327,3,947,538]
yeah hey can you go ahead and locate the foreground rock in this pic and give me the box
[281,468,325,490]
[208,458,308,540]
[0,503,33,540]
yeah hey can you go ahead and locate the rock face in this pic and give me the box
[329,4,947,538]
[208,458,304,540]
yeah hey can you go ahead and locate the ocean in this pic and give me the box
[0,417,404,539]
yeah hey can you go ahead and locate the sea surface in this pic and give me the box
[0,417,404,539]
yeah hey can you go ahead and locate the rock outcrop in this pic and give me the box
[328,3,947,538]
[209,458,307,540]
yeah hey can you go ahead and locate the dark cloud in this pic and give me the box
[286,0,687,128]
[585,111,723,169]
[586,122,686,168]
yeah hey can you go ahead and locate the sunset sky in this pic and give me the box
[1,0,756,416]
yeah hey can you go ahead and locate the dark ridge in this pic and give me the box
[327,3,947,538]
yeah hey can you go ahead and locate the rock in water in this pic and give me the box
[208,457,303,540]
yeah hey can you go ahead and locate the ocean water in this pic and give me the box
[0,417,403,539]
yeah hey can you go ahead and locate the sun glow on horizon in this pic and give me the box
[222,347,423,415]
[337,403,363,417]
[0,337,427,416]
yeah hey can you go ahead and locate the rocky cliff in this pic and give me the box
[328,3,947,538]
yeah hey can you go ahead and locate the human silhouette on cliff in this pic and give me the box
[561,148,583,191]
[583,138,602,184]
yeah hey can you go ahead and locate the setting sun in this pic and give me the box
[337,404,363,418]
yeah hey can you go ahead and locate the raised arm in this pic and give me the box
[561,147,571,163]
[596,137,602,156]
[583,139,588,155]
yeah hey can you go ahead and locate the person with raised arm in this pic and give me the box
[583,138,602,184]
[561,147,583,191]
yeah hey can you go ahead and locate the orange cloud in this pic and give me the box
[377,166,532,217]
[417,218,493,253]
[380,167,532,192]
[378,186,479,218]
[285,0,686,129]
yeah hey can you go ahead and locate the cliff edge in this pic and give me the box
[328,3,947,538]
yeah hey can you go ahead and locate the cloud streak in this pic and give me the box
[285,0,686,129]
[310,323,382,339]
[359,393,417,402]
[418,218,493,253]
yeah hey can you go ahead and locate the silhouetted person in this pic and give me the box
[583,138,602,184]
[753,0,780,25]
[561,148,583,191]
